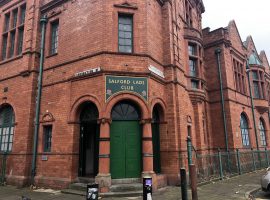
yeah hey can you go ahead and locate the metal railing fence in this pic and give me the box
[195,148,269,183]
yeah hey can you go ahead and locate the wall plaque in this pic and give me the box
[105,76,148,101]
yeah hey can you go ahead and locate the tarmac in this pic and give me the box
[0,169,266,200]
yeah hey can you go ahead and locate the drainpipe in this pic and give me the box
[215,48,229,153]
[246,61,260,151]
[31,15,47,185]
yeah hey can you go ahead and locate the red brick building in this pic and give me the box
[0,0,269,192]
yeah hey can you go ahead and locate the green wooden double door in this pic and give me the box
[110,121,141,179]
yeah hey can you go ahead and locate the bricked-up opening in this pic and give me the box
[78,102,99,177]
[110,100,141,179]
[152,105,162,174]
[0,105,15,152]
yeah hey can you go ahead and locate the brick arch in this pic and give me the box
[104,93,150,119]
[68,95,102,123]
[240,112,251,128]
[150,98,166,122]
[259,116,267,132]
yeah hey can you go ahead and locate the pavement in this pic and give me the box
[0,169,266,200]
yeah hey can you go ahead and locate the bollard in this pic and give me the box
[180,168,188,200]
[189,164,198,200]
[86,183,99,200]
[143,176,152,200]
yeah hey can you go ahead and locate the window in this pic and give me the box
[253,81,260,98]
[189,59,196,77]
[191,80,199,89]
[0,106,15,152]
[188,44,196,56]
[1,5,26,61]
[188,43,203,89]
[44,125,52,152]
[259,119,267,146]
[4,14,10,32]
[240,113,250,147]
[118,15,133,53]
[233,59,246,94]
[252,71,258,80]
[9,31,16,58]
[17,28,24,54]
[12,9,18,28]
[185,0,193,27]
[20,5,26,25]
[50,21,59,55]
[252,70,265,99]
[1,35,8,60]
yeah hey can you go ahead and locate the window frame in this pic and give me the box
[0,106,15,153]
[4,13,10,33]
[240,113,250,147]
[50,20,59,55]
[9,31,16,58]
[17,28,24,55]
[252,70,265,99]
[191,79,199,89]
[233,59,246,94]
[20,4,26,25]
[259,119,267,146]
[1,4,26,61]
[189,59,197,77]
[12,9,18,29]
[1,35,8,60]
[43,125,53,153]
[118,14,133,54]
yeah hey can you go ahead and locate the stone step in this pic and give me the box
[112,178,141,184]
[62,189,85,196]
[62,188,143,198]
[69,182,88,191]
[110,183,143,192]
[77,177,95,184]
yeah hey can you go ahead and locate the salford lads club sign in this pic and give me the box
[105,76,148,101]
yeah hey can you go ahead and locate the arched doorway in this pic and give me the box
[152,105,161,174]
[78,102,99,177]
[110,101,141,179]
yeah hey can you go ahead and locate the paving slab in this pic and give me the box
[0,170,266,200]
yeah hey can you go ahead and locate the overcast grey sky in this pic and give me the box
[202,0,270,62]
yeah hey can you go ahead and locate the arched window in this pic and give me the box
[240,114,250,147]
[111,101,140,121]
[0,106,15,152]
[259,118,267,146]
